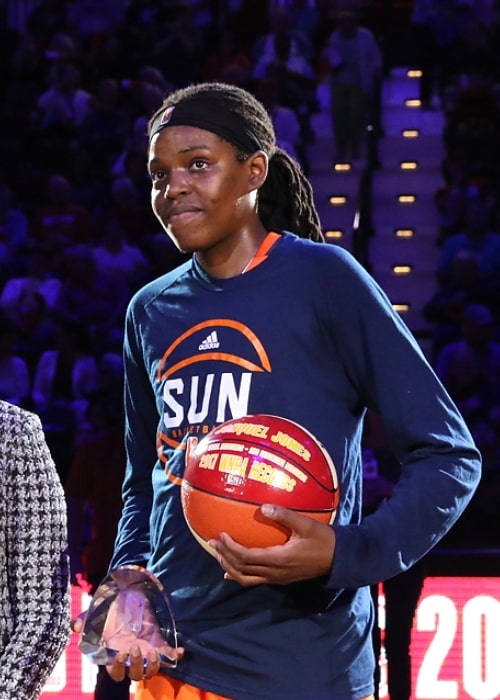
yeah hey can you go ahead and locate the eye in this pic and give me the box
[149,169,166,183]
[190,158,209,171]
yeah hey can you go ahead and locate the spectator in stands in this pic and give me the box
[252,5,318,149]
[78,77,131,177]
[32,317,99,483]
[142,231,189,279]
[433,147,496,245]
[65,0,125,41]
[252,6,316,82]
[0,184,30,284]
[323,8,383,162]
[97,175,158,248]
[31,59,92,173]
[436,188,500,289]
[442,69,500,176]
[202,28,253,85]
[35,60,92,130]
[67,147,108,215]
[435,303,500,466]
[25,0,69,52]
[110,115,149,181]
[255,76,304,168]
[4,33,45,125]
[424,249,500,361]
[0,244,62,321]
[31,173,97,264]
[221,0,269,58]
[92,216,151,295]
[0,314,30,408]
[287,0,320,61]
[451,11,496,79]
[118,65,169,126]
[10,292,57,380]
[147,1,204,89]
[54,243,131,354]
[43,31,79,65]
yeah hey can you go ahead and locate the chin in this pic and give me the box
[164,229,191,254]
[167,230,207,256]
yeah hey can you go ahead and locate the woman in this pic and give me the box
[0,400,70,698]
[100,82,480,700]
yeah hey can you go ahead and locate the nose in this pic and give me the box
[164,167,189,199]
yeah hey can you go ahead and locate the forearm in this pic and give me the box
[3,420,70,696]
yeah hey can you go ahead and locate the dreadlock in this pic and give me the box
[148,82,324,242]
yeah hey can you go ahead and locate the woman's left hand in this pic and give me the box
[209,505,336,586]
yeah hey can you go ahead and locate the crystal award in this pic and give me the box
[78,565,178,667]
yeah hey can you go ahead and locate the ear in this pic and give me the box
[247,151,268,190]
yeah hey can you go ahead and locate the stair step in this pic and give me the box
[377,135,444,166]
[369,235,440,271]
[383,102,444,128]
[373,167,442,194]
[373,221,438,237]
[372,211,439,234]
[371,268,437,308]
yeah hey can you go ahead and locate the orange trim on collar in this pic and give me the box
[241,231,282,274]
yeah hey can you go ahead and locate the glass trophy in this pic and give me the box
[78,565,178,667]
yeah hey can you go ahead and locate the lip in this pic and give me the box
[167,206,201,222]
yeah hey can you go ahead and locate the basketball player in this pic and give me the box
[103,82,481,699]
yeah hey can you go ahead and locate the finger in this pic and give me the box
[127,644,147,681]
[70,612,86,634]
[143,648,160,679]
[213,535,281,584]
[223,570,270,586]
[106,652,128,682]
[70,618,82,634]
[213,532,287,567]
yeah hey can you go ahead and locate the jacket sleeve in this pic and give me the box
[322,250,482,589]
[109,301,157,570]
[0,409,70,700]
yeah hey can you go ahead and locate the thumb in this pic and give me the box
[70,611,86,634]
[260,504,313,534]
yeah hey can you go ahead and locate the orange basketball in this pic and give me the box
[181,414,340,551]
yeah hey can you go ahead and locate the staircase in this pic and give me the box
[307,68,445,357]
[370,68,445,346]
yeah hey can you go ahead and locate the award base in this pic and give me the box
[78,565,178,667]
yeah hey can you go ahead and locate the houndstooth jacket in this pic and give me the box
[0,401,70,699]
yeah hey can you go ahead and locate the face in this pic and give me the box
[147,125,267,267]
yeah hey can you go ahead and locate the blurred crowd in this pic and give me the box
[1,0,500,584]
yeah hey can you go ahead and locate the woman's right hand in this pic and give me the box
[71,610,185,683]
[107,642,185,682]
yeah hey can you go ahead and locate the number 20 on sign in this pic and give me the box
[411,577,500,700]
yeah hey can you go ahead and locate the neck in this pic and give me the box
[196,227,269,279]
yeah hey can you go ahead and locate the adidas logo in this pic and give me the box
[198,331,220,350]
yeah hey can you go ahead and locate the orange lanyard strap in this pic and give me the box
[241,231,282,274]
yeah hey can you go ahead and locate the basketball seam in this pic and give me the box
[182,480,336,512]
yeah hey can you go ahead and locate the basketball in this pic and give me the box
[181,414,340,551]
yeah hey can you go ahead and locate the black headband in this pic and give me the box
[149,98,265,154]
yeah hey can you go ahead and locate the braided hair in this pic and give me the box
[148,82,324,242]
